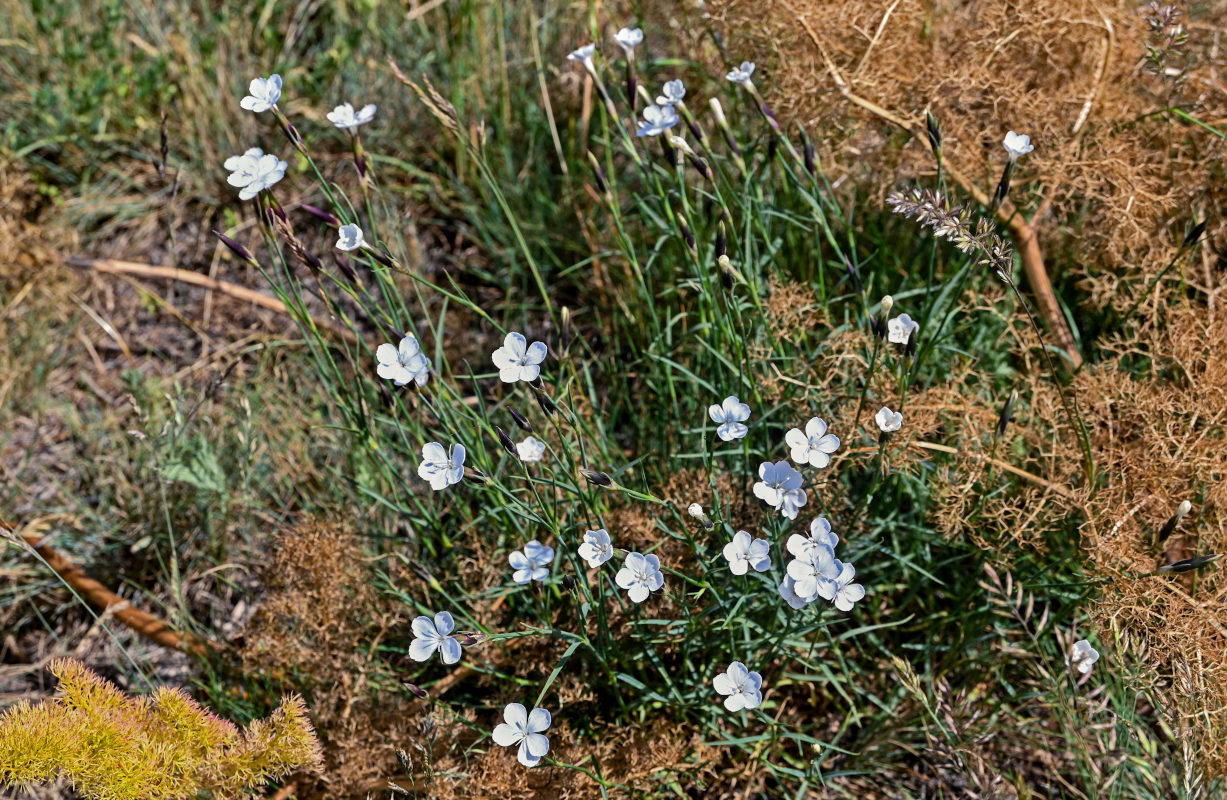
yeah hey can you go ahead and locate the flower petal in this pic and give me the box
[492,722,522,747]
[434,611,455,635]
[411,615,437,639]
[525,340,548,366]
[503,702,528,728]
[439,637,463,665]
[712,673,735,695]
[523,731,550,758]
[408,638,437,662]
[527,707,552,733]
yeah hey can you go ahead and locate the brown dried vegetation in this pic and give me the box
[710,0,1227,309]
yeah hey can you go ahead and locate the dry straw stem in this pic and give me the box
[711,0,1227,366]
[0,515,208,656]
[65,256,360,345]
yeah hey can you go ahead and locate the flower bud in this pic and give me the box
[715,222,727,259]
[905,325,919,357]
[925,110,942,157]
[464,466,489,484]
[560,306,574,356]
[562,574,577,593]
[580,469,614,488]
[718,254,739,290]
[1158,554,1218,574]
[688,503,714,530]
[403,682,428,699]
[508,406,532,432]
[996,389,1019,438]
[678,214,696,253]
[1157,500,1194,543]
[586,151,609,196]
[1182,220,1206,250]
[709,97,728,127]
[213,231,258,266]
[301,204,341,226]
[495,426,517,457]
[535,390,558,418]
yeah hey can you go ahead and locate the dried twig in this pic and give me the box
[1,516,208,656]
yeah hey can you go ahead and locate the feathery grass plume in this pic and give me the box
[888,186,1095,485]
[0,659,321,800]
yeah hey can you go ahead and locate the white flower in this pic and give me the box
[577,529,614,568]
[753,460,803,509]
[1003,130,1034,161]
[888,313,919,345]
[636,104,680,137]
[787,517,838,563]
[615,552,664,603]
[418,442,465,490]
[509,539,554,584]
[829,562,866,611]
[516,436,546,463]
[785,418,841,469]
[327,102,377,132]
[336,223,365,252]
[726,61,755,85]
[567,43,596,72]
[408,611,462,665]
[777,488,807,521]
[722,531,771,575]
[875,406,903,433]
[777,576,810,610]
[491,703,552,767]
[786,545,839,601]
[887,313,919,345]
[1068,639,1099,675]
[708,395,751,441]
[376,335,431,387]
[492,331,548,384]
[240,74,282,113]
[712,661,763,712]
[615,27,643,52]
[224,147,287,201]
[656,79,686,106]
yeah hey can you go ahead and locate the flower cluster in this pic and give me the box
[779,517,865,612]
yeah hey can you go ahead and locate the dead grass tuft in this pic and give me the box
[239,519,411,797]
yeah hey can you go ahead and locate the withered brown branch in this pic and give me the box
[1,516,209,656]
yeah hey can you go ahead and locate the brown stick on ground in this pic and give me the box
[781,1,1087,368]
[1,517,208,656]
[65,256,360,345]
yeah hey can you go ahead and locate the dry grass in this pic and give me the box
[709,0,1227,306]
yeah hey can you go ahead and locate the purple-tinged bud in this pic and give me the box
[404,682,428,699]
[716,222,726,259]
[495,426,517,457]
[508,406,532,432]
[580,469,614,488]
[213,231,258,265]
[464,466,489,484]
[996,389,1019,438]
[535,391,558,418]
[1159,554,1218,574]
[301,204,341,226]
[335,253,357,282]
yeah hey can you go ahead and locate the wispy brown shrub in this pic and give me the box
[708,0,1226,312]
